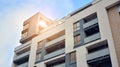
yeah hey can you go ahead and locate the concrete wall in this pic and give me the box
[20,13,53,43]
[20,13,40,43]
[28,23,65,67]
[107,5,120,67]
[65,0,119,67]
[13,0,120,67]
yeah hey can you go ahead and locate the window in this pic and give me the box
[37,41,43,50]
[36,53,41,60]
[70,51,76,63]
[74,34,80,45]
[73,22,80,31]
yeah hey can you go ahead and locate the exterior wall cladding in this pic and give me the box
[12,0,120,67]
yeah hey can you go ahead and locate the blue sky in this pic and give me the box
[0,0,92,67]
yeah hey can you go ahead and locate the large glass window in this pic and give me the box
[73,22,80,31]
[70,51,76,63]
[74,34,80,45]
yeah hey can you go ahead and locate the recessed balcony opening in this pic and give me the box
[84,24,99,37]
[44,40,65,60]
[88,57,112,67]
[14,56,29,66]
[84,13,97,23]
[16,46,30,56]
[14,46,30,66]
[46,57,65,67]
[88,43,108,53]
[47,30,65,42]
[45,40,65,54]
[87,40,112,67]
[84,23,100,44]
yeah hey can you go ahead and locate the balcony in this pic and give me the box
[84,33,100,44]
[83,18,98,29]
[87,48,109,61]
[44,48,65,60]
[16,62,28,67]
[14,51,30,62]
[15,41,31,51]
[23,24,29,31]
[46,35,65,47]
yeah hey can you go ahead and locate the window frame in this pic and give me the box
[74,34,80,45]
[70,51,76,64]
[73,21,80,31]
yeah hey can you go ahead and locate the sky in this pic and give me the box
[0,0,92,67]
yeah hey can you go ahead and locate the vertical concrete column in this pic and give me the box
[79,19,85,45]
[97,7,119,67]
[107,5,120,67]
[76,46,88,67]
[65,53,70,67]
[65,53,76,67]
[28,42,37,67]
[41,40,47,61]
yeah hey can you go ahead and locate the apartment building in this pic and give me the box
[12,0,120,67]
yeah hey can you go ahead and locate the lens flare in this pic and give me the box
[39,20,47,28]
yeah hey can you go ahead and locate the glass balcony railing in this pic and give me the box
[84,33,100,44]
[44,48,65,60]
[15,41,31,51]
[87,48,109,61]
[45,35,65,47]
[83,18,98,29]
[16,62,28,67]
[54,63,65,67]
[14,51,30,62]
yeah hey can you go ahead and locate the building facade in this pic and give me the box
[12,0,120,67]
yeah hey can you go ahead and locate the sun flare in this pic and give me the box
[38,20,47,28]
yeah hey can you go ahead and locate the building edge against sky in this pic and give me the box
[12,0,120,67]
